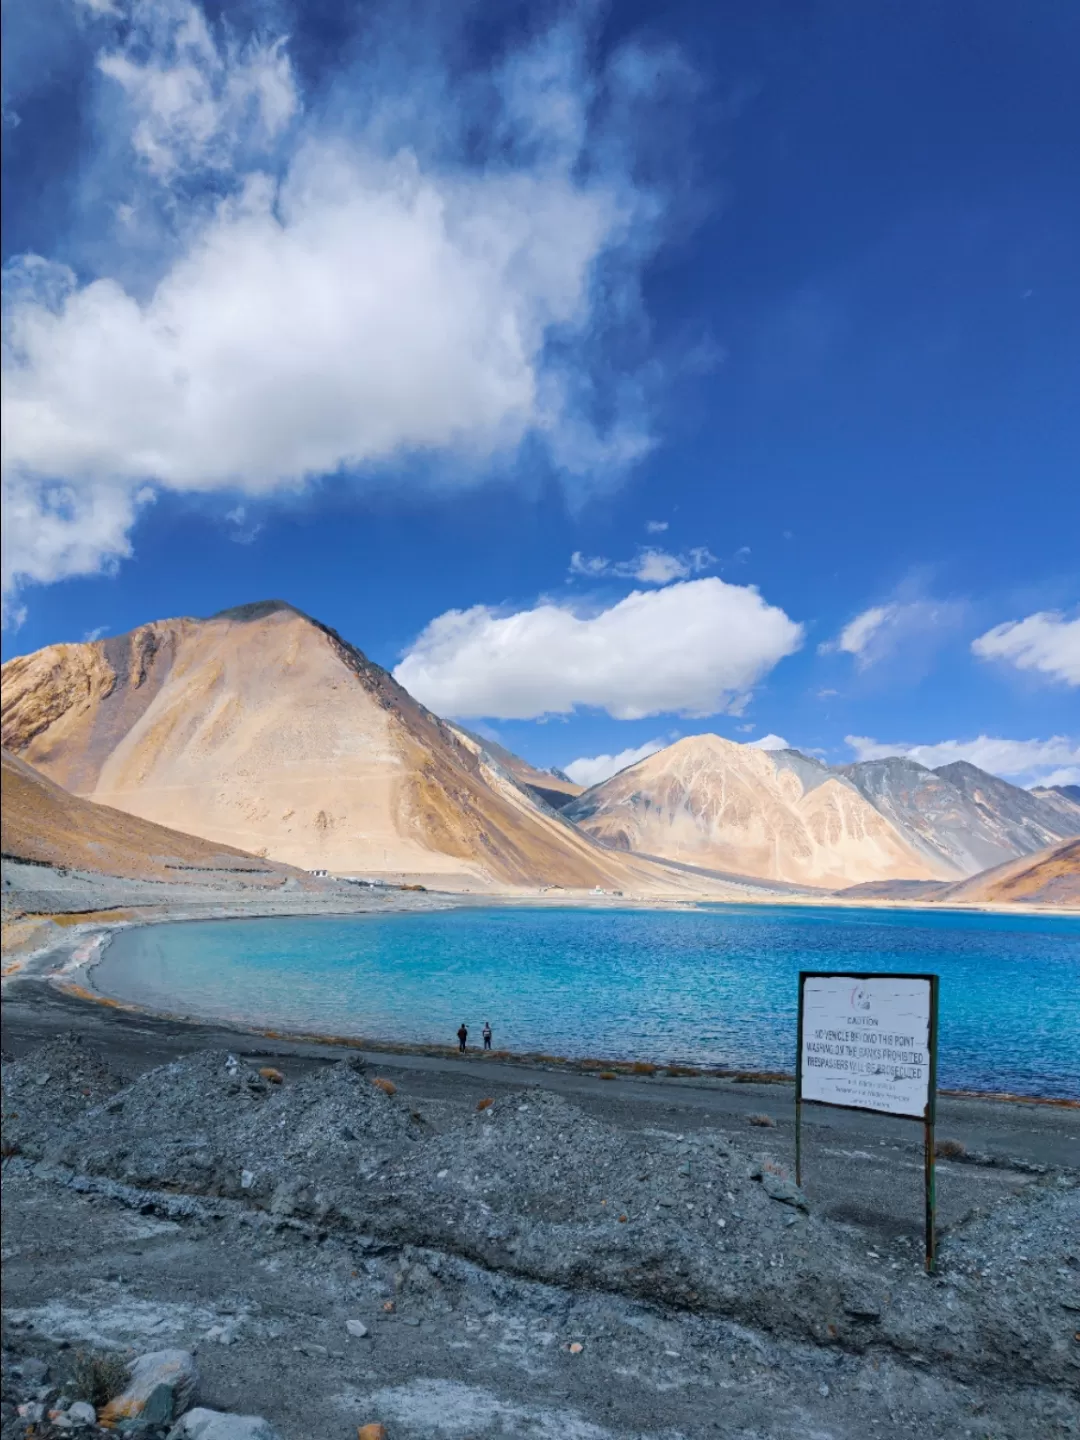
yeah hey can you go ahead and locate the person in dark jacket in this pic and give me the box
[457,1023,468,1053]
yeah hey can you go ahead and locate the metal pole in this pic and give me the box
[924,1115,936,1274]
[924,975,939,1274]
[795,973,805,1189]
[795,1094,803,1189]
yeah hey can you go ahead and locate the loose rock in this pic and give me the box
[167,1408,283,1439]
[99,1348,197,1429]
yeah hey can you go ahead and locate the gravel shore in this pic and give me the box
[2,980,1078,1440]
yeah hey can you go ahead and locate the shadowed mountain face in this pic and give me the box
[1,748,291,885]
[448,725,583,811]
[563,734,938,888]
[836,758,1080,876]
[0,604,754,896]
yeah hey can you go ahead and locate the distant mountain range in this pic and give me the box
[838,839,1080,908]
[2,599,1077,903]
[566,738,1080,885]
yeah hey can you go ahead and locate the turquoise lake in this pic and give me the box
[93,904,1080,1099]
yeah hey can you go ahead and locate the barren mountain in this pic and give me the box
[1,748,289,885]
[448,725,584,811]
[0,602,753,895]
[839,838,1080,909]
[837,757,1080,876]
[940,838,1080,906]
[563,734,939,888]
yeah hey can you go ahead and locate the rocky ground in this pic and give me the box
[2,1016,1078,1439]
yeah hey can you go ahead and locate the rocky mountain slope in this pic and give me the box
[448,725,583,811]
[565,736,1080,888]
[562,734,939,888]
[838,838,1079,908]
[0,603,762,896]
[1,747,291,886]
[933,837,1080,907]
[837,757,1080,875]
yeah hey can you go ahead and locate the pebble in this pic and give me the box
[67,1400,97,1425]
[346,1319,370,1339]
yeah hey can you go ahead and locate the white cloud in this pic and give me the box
[820,598,965,669]
[972,610,1080,686]
[568,545,715,585]
[97,1,299,179]
[1037,768,1080,789]
[749,733,789,750]
[82,625,107,642]
[224,503,261,545]
[825,605,894,657]
[563,739,665,787]
[2,4,681,617]
[845,733,1080,789]
[568,551,612,578]
[645,519,668,533]
[394,577,804,721]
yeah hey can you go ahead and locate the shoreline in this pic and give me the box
[8,908,1078,1110]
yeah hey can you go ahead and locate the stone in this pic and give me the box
[760,1173,809,1212]
[357,1426,387,1440]
[20,1359,49,1384]
[167,1408,283,1439]
[66,1400,97,1425]
[99,1349,197,1428]
[843,1295,882,1322]
[346,1319,369,1339]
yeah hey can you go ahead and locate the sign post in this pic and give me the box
[796,971,939,1272]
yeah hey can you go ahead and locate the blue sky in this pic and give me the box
[2,0,1077,787]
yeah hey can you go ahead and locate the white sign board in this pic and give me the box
[799,974,934,1119]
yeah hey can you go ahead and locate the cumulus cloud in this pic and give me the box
[972,610,1080,686]
[568,545,715,585]
[645,519,668,533]
[2,1,686,617]
[394,577,804,720]
[563,739,665,788]
[748,733,789,750]
[820,598,965,669]
[845,733,1080,789]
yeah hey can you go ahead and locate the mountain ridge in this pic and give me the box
[563,733,940,888]
[0,606,779,898]
[566,734,1080,884]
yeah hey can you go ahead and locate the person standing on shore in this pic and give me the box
[457,1022,468,1053]
[483,1021,492,1051]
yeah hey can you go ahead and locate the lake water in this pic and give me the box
[93,904,1080,1099]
